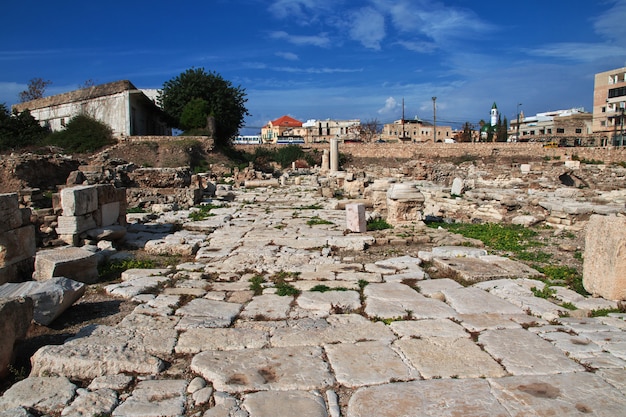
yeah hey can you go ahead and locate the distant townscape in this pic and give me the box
[12,66,626,148]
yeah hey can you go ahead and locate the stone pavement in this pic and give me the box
[1,183,625,416]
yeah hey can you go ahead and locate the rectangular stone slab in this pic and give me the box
[479,328,584,375]
[347,379,511,417]
[191,345,335,393]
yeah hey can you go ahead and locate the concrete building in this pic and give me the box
[302,119,361,143]
[381,118,453,143]
[509,108,592,143]
[593,66,626,146]
[12,80,170,137]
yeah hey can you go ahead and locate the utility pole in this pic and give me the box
[516,103,522,142]
[432,96,437,142]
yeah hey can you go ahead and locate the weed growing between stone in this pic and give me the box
[98,258,157,281]
[188,204,220,221]
[310,284,349,292]
[534,265,588,296]
[590,302,626,317]
[249,274,266,296]
[306,216,334,226]
[366,219,393,231]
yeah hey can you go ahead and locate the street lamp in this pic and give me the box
[432,97,437,142]
[516,103,522,142]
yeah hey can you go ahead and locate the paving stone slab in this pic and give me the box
[175,298,242,328]
[488,372,626,417]
[0,377,76,414]
[393,336,507,379]
[61,388,118,417]
[242,391,328,417]
[175,328,269,354]
[325,341,415,387]
[432,256,516,283]
[347,378,511,417]
[364,282,457,319]
[457,313,525,332]
[191,345,335,393]
[296,290,361,315]
[270,315,396,347]
[240,294,292,320]
[479,328,584,375]
[112,379,187,417]
[416,277,463,296]
[30,325,166,379]
[442,286,525,315]
[389,318,469,339]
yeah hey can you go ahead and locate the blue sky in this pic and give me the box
[1,0,626,134]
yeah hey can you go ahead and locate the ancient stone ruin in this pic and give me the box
[0,142,625,416]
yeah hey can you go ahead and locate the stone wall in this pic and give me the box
[235,142,626,165]
[0,194,36,284]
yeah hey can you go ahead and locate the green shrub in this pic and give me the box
[307,216,333,226]
[46,114,114,153]
[98,258,156,280]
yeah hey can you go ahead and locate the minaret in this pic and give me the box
[490,102,498,127]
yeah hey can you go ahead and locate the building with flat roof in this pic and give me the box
[12,80,170,137]
[381,117,453,143]
[510,108,592,142]
[593,66,626,145]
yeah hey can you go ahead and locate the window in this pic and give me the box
[557,128,565,134]
[547,128,552,134]
[601,121,606,127]
[575,128,582,134]
[602,107,606,113]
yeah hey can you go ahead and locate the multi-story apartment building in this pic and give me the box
[593,66,626,145]
[381,118,453,143]
[302,119,361,142]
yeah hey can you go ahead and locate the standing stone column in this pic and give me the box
[330,137,339,172]
[346,203,366,233]
[321,149,330,173]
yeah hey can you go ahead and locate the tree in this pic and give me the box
[158,68,249,146]
[496,115,508,142]
[359,119,382,142]
[19,78,52,102]
[459,122,474,142]
[0,103,50,151]
[180,98,210,131]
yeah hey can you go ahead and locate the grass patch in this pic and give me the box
[534,265,588,296]
[296,203,323,210]
[270,271,301,296]
[427,222,539,253]
[307,216,334,226]
[310,284,349,292]
[367,218,393,231]
[189,204,220,221]
[590,303,626,317]
[98,258,157,281]
[126,206,147,214]
[530,285,556,299]
[515,251,553,263]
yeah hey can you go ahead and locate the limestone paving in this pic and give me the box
[2,185,625,417]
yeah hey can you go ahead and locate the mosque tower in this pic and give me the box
[490,102,499,127]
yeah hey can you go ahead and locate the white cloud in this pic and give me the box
[269,31,331,48]
[593,0,626,43]
[527,42,626,62]
[268,0,336,21]
[377,96,398,115]
[275,52,299,61]
[348,7,386,50]
[272,66,362,74]
[397,40,438,53]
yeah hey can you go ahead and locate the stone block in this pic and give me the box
[520,164,531,174]
[451,177,465,196]
[583,214,626,300]
[0,193,23,234]
[346,203,366,233]
[95,184,118,205]
[0,225,36,268]
[56,214,96,235]
[98,202,120,227]
[564,160,581,169]
[33,247,99,284]
[60,185,98,216]
[0,297,34,379]
[0,277,85,325]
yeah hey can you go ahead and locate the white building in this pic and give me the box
[12,80,170,137]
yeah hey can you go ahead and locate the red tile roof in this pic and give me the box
[271,115,302,127]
